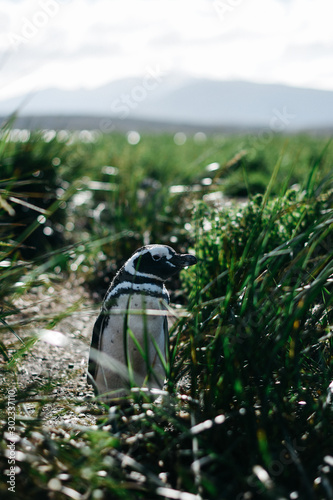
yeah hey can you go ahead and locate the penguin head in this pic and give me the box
[124,244,197,281]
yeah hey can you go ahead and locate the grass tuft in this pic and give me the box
[1,125,333,499]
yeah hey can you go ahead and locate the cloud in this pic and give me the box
[0,0,333,101]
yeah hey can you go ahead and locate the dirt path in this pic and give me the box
[2,277,99,427]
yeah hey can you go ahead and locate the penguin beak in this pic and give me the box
[171,253,197,269]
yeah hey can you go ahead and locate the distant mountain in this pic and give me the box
[1,76,333,131]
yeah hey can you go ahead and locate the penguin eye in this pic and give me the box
[152,254,161,261]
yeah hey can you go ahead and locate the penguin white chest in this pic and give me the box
[99,293,167,389]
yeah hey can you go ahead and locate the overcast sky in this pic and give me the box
[0,0,332,101]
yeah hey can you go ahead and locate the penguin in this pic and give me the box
[87,244,197,399]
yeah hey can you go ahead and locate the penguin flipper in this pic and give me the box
[87,312,106,386]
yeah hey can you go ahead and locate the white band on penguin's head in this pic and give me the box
[124,245,175,279]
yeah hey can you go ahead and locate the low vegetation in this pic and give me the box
[0,123,332,499]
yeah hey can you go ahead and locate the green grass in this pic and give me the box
[0,126,333,499]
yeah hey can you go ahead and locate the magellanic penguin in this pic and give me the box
[87,244,197,400]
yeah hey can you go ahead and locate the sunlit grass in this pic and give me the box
[0,125,333,499]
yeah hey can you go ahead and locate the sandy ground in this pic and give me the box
[2,277,99,427]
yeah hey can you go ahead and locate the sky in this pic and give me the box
[0,0,333,102]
